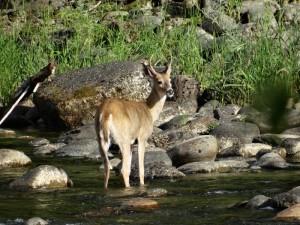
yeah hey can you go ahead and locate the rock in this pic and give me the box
[197,100,221,117]
[9,165,72,190]
[54,139,100,158]
[154,100,198,127]
[201,9,238,36]
[281,138,300,160]
[159,114,193,130]
[128,149,185,180]
[254,134,300,146]
[0,149,31,168]
[172,75,200,103]
[140,188,168,197]
[26,217,48,225]
[150,115,217,149]
[238,0,279,34]
[282,127,300,136]
[210,122,260,152]
[274,203,300,221]
[33,143,66,155]
[213,104,241,123]
[132,15,163,29]
[33,61,154,129]
[253,152,291,169]
[0,114,33,128]
[121,198,159,210]
[100,158,121,169]
[28,138,50,147]
[238,143,272,157]
[57,124,96,144]
[0,128,15,137]
[244,195,270,209]
[282,3,300,26]
[167,135,218,167]
[178,159,249,174]
[271,186,300,209]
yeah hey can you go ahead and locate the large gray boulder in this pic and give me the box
[33,61,152,129]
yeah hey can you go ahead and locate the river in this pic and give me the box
[0,129,300,225]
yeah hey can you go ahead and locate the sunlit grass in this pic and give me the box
[0,4,299,106]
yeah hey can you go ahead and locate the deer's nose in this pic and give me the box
[166,88,174,97]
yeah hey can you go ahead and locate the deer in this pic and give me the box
[95,55,173,188]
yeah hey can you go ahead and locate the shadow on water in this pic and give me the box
[1,129,300,224]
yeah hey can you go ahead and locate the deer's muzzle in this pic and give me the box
[166,88,174,98]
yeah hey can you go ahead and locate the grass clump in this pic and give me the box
[0,3,299,107]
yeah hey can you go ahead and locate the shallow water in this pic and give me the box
[1,130,300,225]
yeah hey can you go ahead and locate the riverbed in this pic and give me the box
[1,129,300,225]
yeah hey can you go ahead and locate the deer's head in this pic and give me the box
[146,55,174,98]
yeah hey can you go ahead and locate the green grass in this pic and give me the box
[0,3,299,107]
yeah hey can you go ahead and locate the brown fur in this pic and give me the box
[95,56,173,188]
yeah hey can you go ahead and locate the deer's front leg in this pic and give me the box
[138,140,146,186]
[120,143,132,188]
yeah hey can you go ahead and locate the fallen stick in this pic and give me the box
[0,62,57,126]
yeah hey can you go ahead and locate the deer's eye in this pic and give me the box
[157,80,163,85]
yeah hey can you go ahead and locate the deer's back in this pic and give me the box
[98,99,153,141]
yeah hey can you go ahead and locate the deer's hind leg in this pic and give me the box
[137,138,146,186]
[119,142,132,188]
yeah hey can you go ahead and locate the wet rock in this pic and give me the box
[100,158,121,169]
[57,124,96,144]
[238,143,272,157]
[253,133,300,146]
[34,60,154,129]
[210,122,260,152]
[167,135,218,167]
[178,159,249,174]
[140,188,168,197]
[0,128,15,137]
[54,139,99,158]
[253,152,291,169]
[26,217,48,225]
[0,149,31,168]
[28,138,50,147]
[274,203,300,221]
[121,198,159,210]
[281,138,300,162]
[270,186,300,209]
[9,165,72,190]
[244,195,271,209]
[33,143,66,155]
[128,149,185,180]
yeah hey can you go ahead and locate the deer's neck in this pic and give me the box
[146,88,166,122]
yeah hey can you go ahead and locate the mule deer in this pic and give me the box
[95,55,173,188]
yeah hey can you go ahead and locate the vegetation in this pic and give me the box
[0,2,299,106]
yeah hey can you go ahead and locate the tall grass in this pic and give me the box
[0,3,299,106]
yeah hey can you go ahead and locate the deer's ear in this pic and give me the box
[166,54,172,77]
